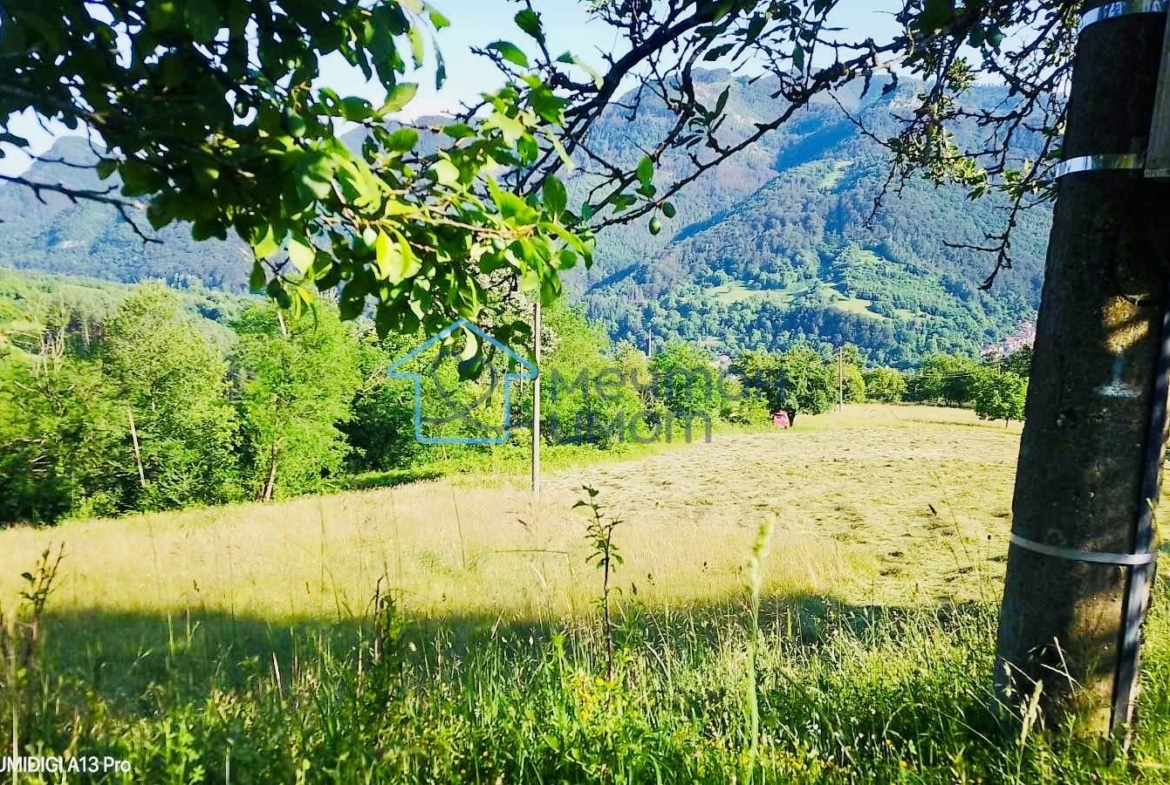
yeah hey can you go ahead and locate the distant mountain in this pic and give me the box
[0,137,252,290]
[575,71,1050,365]
[0,74,1050,364]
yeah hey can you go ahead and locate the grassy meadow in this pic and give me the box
[3,405,1169,783]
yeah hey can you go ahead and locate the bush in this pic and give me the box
[863,367,907,403]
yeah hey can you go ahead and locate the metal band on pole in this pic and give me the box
[1008,533,1160,566]
[1053,153,1146,179]
[1079,0,1168,32]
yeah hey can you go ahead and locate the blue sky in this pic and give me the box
[0,0,898,176]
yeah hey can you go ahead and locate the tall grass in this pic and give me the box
[1,407,1163,783]
[2,546,1168,783]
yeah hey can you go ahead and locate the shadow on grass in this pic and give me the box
[34,593,999,705]
[344,468,444,491]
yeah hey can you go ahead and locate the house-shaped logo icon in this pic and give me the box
[387,319,538,445]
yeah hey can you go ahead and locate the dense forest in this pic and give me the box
[578,74,1050,365]
[0,270,1031,526]
[0,75,1049,366]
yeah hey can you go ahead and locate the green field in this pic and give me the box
[706,280,798,306]
[2,405,1168,783]
[706,279,888,321]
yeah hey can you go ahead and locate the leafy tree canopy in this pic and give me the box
[2,0,1075,345]
[863,367,908,404]
[973,367,1028,424]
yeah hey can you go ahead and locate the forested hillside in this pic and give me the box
[575,73,1051,365]
[0,74,1050,363]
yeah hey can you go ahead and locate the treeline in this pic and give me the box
[1,282,358,523]
[0,278,763,525]
[731,343,1031,425]
[903,349,1031,423]
[0,274,1031,526]
[725,341,1029,425]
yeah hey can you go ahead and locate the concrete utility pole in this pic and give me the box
[995,0,1170,735]
[531,300,542,496]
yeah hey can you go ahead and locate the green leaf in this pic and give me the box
[96,158,118,180]
[120,161,164,197]
[432,158,460,186]
[483,110,527,145]
[283,107,308,138]
[514,9,544,42]
[385,128,419,152]
[443,123,474,140]
[457,356,485,381]
[191,162,220,190]
[636,156,654,188]
[287,236,315,272]
[459,329,479,361]
[408,26,425,68]
[487,40,529,69]
[339,283,367,321]
[542,176,567,215]
[493,190,539,224]
[662,201,677,219]
[374,230,422,283]
[435,47,447,90]
[266,278,292,309]
[541,222,590,261]
[0,132,29,149]
[249,262,267,292]
[544,130,574,171]
[252,225,282,260]
[374,230,393,276]
[427,4,451,29]
[704,43,734,61]
[745,13,767,45]
[714,86,730,117]
[191,219,220,241]
[341,97,374,122]
[380,83,419,114]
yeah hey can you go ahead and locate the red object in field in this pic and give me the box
[772,411,790,429]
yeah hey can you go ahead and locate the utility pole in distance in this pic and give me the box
[837,347,844,412]
[995,0,1170,735]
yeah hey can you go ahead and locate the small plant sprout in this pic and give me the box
[575,485,624,679]
[745,518,773,785]
[3,545,64,767]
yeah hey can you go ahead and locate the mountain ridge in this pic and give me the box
[0,74,1050,364]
